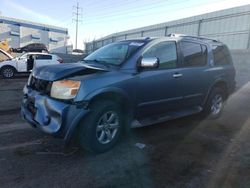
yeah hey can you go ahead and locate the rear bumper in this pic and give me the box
[21,85,89,142]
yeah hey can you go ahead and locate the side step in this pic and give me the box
[131,106,202,128]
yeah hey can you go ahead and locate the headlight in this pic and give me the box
[50,80,81,100]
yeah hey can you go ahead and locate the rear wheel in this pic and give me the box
[78,100,124,153]
[203,87,225,119]
[1,66,15,78]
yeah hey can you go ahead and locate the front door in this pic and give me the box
[17,54,28,72]
[136,41,184,118]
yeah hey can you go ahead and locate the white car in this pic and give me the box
[0,49,63,78]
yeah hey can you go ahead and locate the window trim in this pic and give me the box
[141,40,179,71]
[179,40,208,68]
[36,54,52,60]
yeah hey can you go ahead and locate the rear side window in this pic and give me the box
[180,41,207,67]
[36,55,52,60]
[143,41,177,69]
[27,44,32,49]
[212,45,232,65]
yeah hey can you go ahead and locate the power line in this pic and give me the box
[81,0,224,25]
[72,1,83,49]
[82,0,169,13]
[84,0,180,18]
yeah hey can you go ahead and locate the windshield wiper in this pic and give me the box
[84,59,107,64]
[83,59,116,68]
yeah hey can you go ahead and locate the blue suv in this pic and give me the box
[21,34,236,153]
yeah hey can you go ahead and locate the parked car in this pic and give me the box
[21,34,236,153]
[0,52,63,78]
[11,43,48,53]
[72,49,85,55]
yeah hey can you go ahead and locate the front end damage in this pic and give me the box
[20,63,109,143]
[21,85,89,143]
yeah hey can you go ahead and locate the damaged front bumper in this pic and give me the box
[21,85,89,143]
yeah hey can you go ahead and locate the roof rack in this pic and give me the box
[167,33,219,43]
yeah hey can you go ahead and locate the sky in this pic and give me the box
[0,0,249,49]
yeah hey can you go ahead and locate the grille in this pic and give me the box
[29,76,52,95]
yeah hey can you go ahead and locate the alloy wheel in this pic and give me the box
[211,94,223,116]
[96,111,120,144]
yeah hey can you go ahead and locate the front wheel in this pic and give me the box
[1,66,15,78]
[78,100,124,153]
[203,87,225,119]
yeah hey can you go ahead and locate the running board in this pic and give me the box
[131,106,202,128]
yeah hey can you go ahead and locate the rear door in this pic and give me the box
[177,41,210,107]
[35,54,52,68]
[136,40,184,118]
[212,45,236,93]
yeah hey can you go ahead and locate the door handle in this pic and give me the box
[173,73,183,78]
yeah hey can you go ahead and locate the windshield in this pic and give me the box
[84,41,145,65]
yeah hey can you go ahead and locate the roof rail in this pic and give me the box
[167,33,219,43]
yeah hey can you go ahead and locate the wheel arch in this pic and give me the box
[204,79,229,105]
[65,88,134,144]
[87,88,133,115]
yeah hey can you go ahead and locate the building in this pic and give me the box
[85,4,250,54]
[0,16,68,53]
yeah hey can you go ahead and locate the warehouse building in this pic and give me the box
[85,4,250,54]
[0,16,68,53]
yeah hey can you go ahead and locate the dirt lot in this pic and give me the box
[1,76,250,188]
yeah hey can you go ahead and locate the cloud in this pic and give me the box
[4,0,58,25]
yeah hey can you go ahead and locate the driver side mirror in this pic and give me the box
[138,57,159,69]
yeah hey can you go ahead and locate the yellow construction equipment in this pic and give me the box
[0,40,11,53]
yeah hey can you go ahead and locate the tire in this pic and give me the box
[203,87,226,119]
[1,66,15,78]
[78,100,125,153]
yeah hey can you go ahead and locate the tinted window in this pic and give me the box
[36,44,44,48]
[143,41,177,69]
[212,45,232,65]
[36,55,52,60]
[0,51,10,62]
[180,42,207,67]
[27,44,33,48]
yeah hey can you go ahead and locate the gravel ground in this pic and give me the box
[0,78,250,188]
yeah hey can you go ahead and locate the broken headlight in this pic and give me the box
[50,80,81,100]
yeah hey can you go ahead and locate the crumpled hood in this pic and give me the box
[33,62,108,81]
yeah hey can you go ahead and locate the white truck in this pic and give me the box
[0,49,63,78]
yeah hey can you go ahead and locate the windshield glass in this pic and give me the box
[84,41,145,65]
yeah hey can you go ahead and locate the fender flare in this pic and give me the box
[203,78,228,105]
[85,87,133,107]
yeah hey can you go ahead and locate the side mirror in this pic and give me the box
[139,57,159,69]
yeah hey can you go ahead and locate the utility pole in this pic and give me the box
[73,2,82,49]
